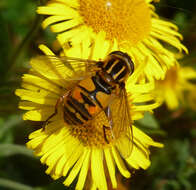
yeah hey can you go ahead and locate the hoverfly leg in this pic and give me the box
[103,125,109,144]
[43,97,62,130]
[103,107,115,143]
[42,94,65,131]
[104,107,115,139]
[43,112,56,130]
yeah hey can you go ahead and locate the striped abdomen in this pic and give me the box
[63,73,114,125]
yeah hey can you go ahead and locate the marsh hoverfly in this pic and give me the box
[38,51,134,158]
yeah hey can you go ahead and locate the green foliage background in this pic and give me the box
[0,0,196,189]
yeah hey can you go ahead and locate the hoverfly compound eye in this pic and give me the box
[128,56,134,75]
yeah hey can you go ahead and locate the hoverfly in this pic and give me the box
[37,51,134,158]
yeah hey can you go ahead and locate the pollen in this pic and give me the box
[69,109,123,148]
[79,0,151,45]
[69,111,110,147]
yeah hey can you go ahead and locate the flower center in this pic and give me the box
[159,66,178,87]
[69,111,114,147]
[79,0,151,45]
[69,102,128,147]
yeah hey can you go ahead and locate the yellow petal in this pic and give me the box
[133,126,163,147]
[91,149,107,190]
[64,150,87,186]
[23,108,54,121]
[126,145,151,169]
[76,148,91,190]
[37,5,79,17]
[62,143,84,176]
[51,18,82,33]
[15,89,57,105]
[42,15,68,29]
[22,74,62,95]
[104,148,117,188]
[111,147,131,178]
[165,88,179,110]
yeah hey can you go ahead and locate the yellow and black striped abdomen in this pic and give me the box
[63,74,113,125]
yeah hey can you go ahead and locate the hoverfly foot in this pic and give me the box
[42,112,57,131]
[42,120,51,131]
[103,125,110,144]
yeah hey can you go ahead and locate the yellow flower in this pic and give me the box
[37,0,187,80]
[15,32,163,190]
[154,63,196,110]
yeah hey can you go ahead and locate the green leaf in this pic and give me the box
[0,114,23,140]
[0,178,34,190]
[0,144,34,158]
[137,112,160,129]
[167,180,181,190]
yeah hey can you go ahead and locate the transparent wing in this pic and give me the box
[35,55,99,76]
[85,86,133,158]
[107,88,133,158]
[32,55,100,90]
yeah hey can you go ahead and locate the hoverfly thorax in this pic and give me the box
[102,51,134,84]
